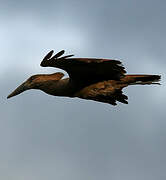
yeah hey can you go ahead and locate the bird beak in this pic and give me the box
[7,82,28,99]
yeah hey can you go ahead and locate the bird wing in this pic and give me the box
[40,50,126,86]
[74,80,128,105]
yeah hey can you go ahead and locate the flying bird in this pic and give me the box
[7,50,161,105]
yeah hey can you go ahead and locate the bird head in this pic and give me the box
[7,72,64,99]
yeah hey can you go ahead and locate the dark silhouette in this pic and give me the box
[7,50,161,105]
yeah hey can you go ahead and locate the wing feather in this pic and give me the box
[40,50,127,86]
[74,80,128,105]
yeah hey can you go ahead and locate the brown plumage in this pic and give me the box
[7,50,161,105]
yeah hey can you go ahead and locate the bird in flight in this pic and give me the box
[7,50,161,105]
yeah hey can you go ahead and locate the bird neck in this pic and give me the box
[38,78,76,97]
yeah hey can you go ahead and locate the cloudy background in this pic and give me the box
[1,0,166,179]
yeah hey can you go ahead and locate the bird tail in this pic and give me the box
[123,74,161,85]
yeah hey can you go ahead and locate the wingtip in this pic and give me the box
[42,50,54,61]
[52,50,65,59]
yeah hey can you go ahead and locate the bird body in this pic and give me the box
[7,50,161,105]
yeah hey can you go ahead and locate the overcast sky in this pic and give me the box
[1,0,166,179]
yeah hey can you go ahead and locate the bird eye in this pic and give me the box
[29,76,36,81]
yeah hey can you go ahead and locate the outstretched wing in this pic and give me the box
[74,80,128,105]
[40,50,126,86]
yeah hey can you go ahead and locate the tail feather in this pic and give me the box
[124,74,161,85]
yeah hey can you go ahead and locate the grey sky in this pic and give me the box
[1,0,166,179]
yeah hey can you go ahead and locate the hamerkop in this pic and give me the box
[7,50,161,105]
